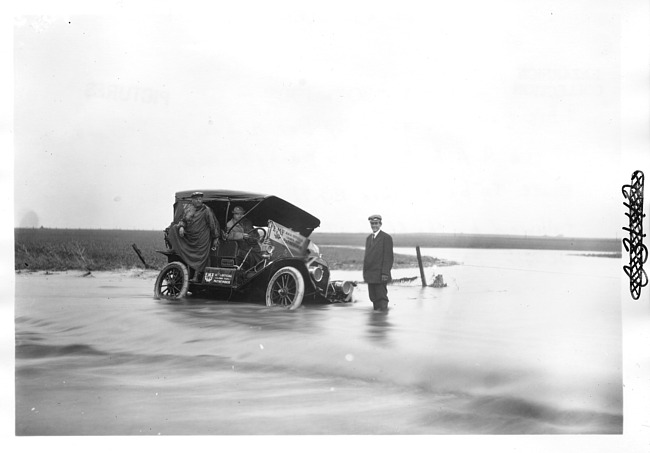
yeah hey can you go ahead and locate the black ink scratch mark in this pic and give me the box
[622,170,647,300]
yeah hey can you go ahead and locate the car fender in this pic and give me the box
[262,258,313,289]
[156,249,183,264]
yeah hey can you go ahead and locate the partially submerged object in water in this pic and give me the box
[430,274,447,288]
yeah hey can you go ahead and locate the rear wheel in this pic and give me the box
[154,262,189,299]
[265,266,305,310]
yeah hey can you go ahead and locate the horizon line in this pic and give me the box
[13,226,621,241]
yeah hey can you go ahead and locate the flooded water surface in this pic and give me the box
[15,248,622,435]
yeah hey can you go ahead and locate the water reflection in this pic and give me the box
[155,296,325,335]
[365,310,392,345]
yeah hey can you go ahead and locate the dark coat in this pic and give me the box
[167,202,220,272]
[363,230,394,283]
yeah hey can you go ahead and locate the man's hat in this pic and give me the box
[233,206,246,214]
[368,214,382,222]
[190,191,204,198]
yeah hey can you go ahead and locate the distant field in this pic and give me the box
[14,228,450,271]
[15,229,169,271]
[312,232,621,252]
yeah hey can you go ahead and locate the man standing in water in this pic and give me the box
[363,214,394,311]
[167,192,220,282]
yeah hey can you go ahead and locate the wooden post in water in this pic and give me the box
[416,246,427,287]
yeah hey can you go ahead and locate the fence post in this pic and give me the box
[416,246,427,287]
[131,243,152,269]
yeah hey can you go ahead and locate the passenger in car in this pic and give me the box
[225,206,263,268]
[225,206,253,240]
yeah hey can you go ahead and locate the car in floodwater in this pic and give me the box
[154,190,355,309]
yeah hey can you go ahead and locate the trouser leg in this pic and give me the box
[368,284,378,309]
[368,283,389,310]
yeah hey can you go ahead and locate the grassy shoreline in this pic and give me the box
[14,228,452,272]
[14,228,618,272]
[311,232,621,252]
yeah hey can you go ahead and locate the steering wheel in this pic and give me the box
[247,227,267,244]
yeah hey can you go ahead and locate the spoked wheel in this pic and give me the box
[154,262,189,300]
[265,266,305,310]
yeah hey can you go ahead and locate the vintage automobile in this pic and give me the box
[154,190,355,309]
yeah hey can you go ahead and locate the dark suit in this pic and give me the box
[363,230,394,310]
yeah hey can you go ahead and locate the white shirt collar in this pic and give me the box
[372,229,381,238]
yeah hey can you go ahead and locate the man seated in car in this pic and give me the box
[225,206,263,269]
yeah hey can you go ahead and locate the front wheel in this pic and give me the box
[154,262,189,300]
[265,266,305,310]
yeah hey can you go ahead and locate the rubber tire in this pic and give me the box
[154,261,189,300]
[265,266,305,310]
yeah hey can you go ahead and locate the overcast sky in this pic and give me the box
[11,1,647,237]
